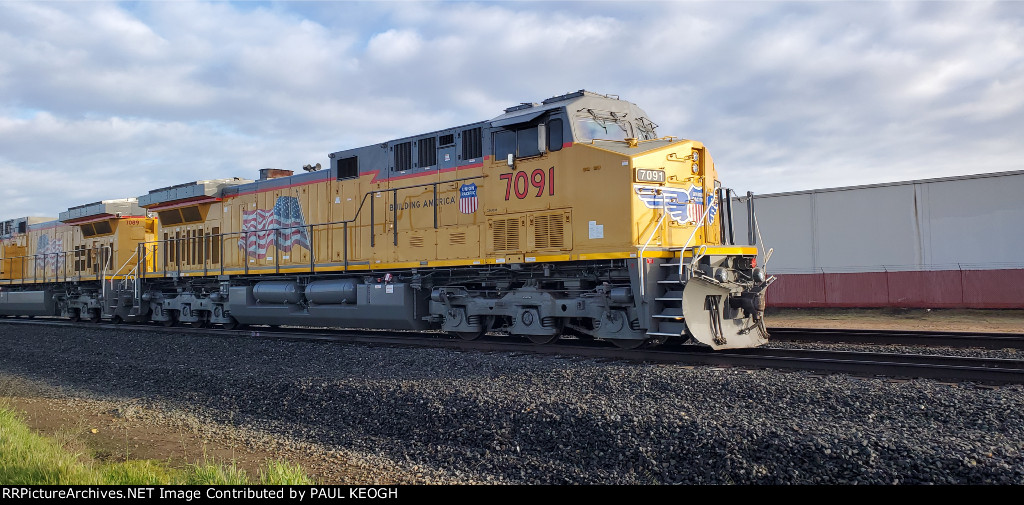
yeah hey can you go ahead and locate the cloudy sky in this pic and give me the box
[1,0,1021,218]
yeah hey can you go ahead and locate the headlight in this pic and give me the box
[692,150,700,163]
[691,162,699,174]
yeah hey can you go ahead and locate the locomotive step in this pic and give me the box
[654,290,682,301]
[652,307,683,318]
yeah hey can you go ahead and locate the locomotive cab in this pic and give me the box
[487,91,771,348]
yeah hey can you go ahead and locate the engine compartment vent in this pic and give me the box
[491,218,521,253]
[533,213,565,250]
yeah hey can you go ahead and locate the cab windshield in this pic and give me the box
[574,110,658,142]
[575,117,631,142]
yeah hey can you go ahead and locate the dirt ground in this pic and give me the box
[3,308,1022,484]
[1,391,411,484]
[5,396,273,477]
[766,308,1024,333]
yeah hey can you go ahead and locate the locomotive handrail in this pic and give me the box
[637,190,669,297]
[112,247,138,280]
[677,200,717,282]
[140,174,486,277]
[2,244,113,303]
[752,212,772,270]
[112,246,141,300]
[100,245,109,307]
[1,250,75,285]
[687,245,709,281]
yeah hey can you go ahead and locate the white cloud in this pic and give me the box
[0,0,1022,218]
[367,29,423,63]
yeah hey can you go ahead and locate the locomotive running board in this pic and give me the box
[681,277,768,350]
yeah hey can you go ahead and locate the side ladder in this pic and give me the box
[645,247,696,341]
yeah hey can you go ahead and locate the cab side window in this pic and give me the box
[547,118,563,151]
[494,130,516,162]
[517,126,540,157]
[494,126,542,160]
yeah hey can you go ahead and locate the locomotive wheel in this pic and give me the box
[88,310,101,324]
[609,338,646,350]
[454,330,485,341]
[111,315,123,324]
[525,334,559,345]
[188,311,209,328]
[68,310,81,323]
[162,312,178,327]
[223,317,243,330]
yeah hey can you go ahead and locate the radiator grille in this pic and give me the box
[410,235,424,248]
[534,213,565,250]
[492,218,520,252]
[450,232,466,245]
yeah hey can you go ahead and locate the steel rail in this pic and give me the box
[2,318,1023,384]
[767,327,1024,349]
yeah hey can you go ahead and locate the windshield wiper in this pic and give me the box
[582,108,633,137]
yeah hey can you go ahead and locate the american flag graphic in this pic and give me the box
[634,184,717,225]
[459,183,478,214]
[35,235,64,273]
[686,192,705,223]
[238,196,311,259]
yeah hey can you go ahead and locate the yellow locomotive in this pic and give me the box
[0,201,155,321]
[0,91,770,349]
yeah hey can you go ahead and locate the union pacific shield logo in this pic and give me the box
[459,183,478,214]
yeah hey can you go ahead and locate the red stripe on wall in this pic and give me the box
[764,273,827,307]
[767,269,1024,309]
[822,272,889,308]
[962,270,1024,309]
[887,270,964,308]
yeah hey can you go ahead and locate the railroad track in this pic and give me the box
[2,318,1023,384]
[767,327,1024,349]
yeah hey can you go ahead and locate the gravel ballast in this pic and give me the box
[0,322,1021,484]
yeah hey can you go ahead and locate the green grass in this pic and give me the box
[0,406,314,485]
[258,460,315,485]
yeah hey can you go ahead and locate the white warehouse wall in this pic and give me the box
[731,170,1024,274]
